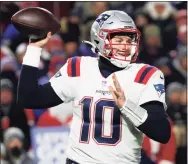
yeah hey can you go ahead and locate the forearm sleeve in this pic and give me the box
[17,65,63,109]
[138,101,171,144]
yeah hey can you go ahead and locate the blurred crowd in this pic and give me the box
[0,1,187,164]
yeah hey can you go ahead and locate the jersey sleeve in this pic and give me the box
[49,58,79,103]
[138,70,167,110]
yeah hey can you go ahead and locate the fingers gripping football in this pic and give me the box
[109,74,126,109]
[29,32,52,48]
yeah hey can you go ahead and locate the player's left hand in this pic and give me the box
[109,74,126,109]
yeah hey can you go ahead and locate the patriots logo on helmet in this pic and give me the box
[154,84,165,97]
[96,14,111,27]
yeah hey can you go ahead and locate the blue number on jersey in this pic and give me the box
[80,98,121,145]
[79,97,92,142]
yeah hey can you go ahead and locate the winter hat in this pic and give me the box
[0,79,13,91]
[166,82,184,98]
[3,127,25,146]
[143,24,161,39]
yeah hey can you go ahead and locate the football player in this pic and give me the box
[17,10,171,164]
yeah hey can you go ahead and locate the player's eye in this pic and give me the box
[126,38,132,44]
[114,39,122,43]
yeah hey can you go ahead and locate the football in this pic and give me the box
[11,7,61,40]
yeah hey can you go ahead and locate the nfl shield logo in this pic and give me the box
[102,81,107,87]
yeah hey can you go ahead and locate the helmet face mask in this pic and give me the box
[102,28,141,62]
[90,10,141,68]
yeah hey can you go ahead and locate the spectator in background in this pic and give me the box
[48,55,67,78]
[70,2,94,24]
[166,83,187,164]
[179,86,187,118]
[166,82,184,122]
[144,2,177,51]
[171,2,187,10]
[15,42,51,78]
[15,43,27,71]
[18,1,39,9]
[172,46,187,80]
[0,2,22,51]
[110,2,146,18]
[36,55,66,86]
[134,9,151,34]
[168,46,186,85]
[0,2,20,40]
[0,2,39,51]
[1,45,17,63]
[166,82,187,135]
[70,2,146,26]
[79,42,97,57]
[3,128,34,164]
[64,40,80,58]
[70,2,110,57]
[44,34,65,57]
[0,143,9,164]
[71,1,109,25]
[154,45,186,87]
[138,24,168,65]
[0,79,30,147]
[1,47,18,94]
[175,9,187,48]
[84,2,109,40]
[133,9,151,51]
[59,16,81,58]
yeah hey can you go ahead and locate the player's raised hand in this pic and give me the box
[109,74,126,109]
[29,32,52,48]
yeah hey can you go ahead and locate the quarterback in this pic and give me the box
[17,11,170,164]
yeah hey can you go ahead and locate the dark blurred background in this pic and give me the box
[0,1,187,164]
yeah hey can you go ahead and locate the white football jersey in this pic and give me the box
[49,56,166,164]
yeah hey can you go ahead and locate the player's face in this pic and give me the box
[109,35,135,60]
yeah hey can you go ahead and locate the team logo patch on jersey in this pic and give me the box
[154,84,165,97]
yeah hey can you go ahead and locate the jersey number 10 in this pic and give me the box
[79,97,122,146]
